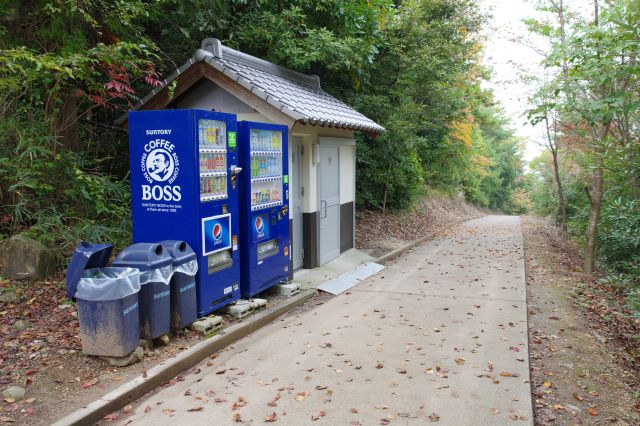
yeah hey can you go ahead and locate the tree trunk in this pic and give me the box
[584,149,603,274]
[47,89,80,151]
[551,148,568,241]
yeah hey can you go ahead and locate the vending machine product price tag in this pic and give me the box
[283,174,289,184]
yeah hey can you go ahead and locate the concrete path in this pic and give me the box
[125,216,532,425]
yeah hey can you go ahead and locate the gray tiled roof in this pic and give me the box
[118,38,384,134]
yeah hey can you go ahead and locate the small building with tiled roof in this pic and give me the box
[118,38,383,273]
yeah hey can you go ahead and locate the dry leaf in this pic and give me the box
[375,405,388,410]
[428,412,440,422]
[376,361,384,369]
[454,357,466,365]
[265,412,278,422]
[81,378,98,388]
[490,408,500,415]
[187,407,203,412]
[144,406,152,413]
[351,408,358,413]
[543,381,552,388]
[232,412,241,422]
[122,405,133,414]
[574,393,583,401]
[499,372,519,377]
[587,407,598,416]
[0,418,15,423]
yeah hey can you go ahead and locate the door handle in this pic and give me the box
[320,199,327,218]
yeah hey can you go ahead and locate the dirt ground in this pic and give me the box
[0,276,293,425]
[522,216,640,425]
[356,193,483,257]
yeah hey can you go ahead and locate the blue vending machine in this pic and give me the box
[238,121,290,297]
[128,109,242,316]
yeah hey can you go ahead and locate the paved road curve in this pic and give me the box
[126,216,533,425]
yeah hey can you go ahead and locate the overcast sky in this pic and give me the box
[479,0,550,163]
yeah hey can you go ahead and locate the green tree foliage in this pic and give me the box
[1,0,527,265]
[525,0,639,287]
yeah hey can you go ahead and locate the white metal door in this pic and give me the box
[319,145,340,265]
[291,137,303,270]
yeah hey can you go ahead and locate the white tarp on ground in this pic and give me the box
[317,262,385,295]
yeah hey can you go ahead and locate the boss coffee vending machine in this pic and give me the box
[128,109,242,316]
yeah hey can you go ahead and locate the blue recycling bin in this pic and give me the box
[159,240,198,330]
[112,243,173,339]
[66,242,141,357]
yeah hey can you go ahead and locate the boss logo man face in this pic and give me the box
[148,151,172,181]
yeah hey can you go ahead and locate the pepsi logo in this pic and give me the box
[255,216,264,234]
[212,223,222,241]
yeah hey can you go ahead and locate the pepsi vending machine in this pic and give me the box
[128,109,242,316]
[238,121,290,297]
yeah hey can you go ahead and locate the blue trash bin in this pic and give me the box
[66,242,141,357]
[159,240,198,330]
[112,243,173,339]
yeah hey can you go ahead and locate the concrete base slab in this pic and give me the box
[272,282,301,297]
[317,261,385,295]
[188,316,223,335]
[99,347,143,367]
[293,248,374,290]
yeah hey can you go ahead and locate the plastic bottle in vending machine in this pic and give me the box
[220,176,226,194]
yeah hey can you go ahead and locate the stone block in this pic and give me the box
[272,283,300,297]
[100,346,144,367]
[221,300,254,319]
[189,316,223,335]
[153,334,171,346]
[249,298,267,310]
[0,235,56,281]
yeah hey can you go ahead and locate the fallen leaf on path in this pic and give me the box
[490,408,500,415]
[104,413,119,422]
[311,410,326,421]
[543,381,552,388]
[351,408,358,413]
[122,405,133,414]
[144,406,152,413]
[376,361,384,369]
[82,378,98,388]
[231,412,241,422]
[0,417,15,423]
[375,404,388,410]
[265,412,278,422]
[454,357,466,365]
[428,412,440,422]
[499,372,519,377]
[587,407,599,416]
[573,393,583,401]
